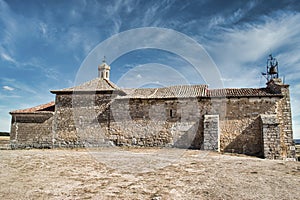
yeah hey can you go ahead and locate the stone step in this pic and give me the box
[0,137,11,150]
[295,145,300,153]
[0,143,11,150]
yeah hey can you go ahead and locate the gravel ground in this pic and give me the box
[0,148,299,199]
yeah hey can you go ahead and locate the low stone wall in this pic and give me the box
[203,115,219,151]
[260,114,280,159]
[10,112,54,148]
[295,144,300,161]
[108,98,204,148]
[218,97,277,157]
[107,120,202,148]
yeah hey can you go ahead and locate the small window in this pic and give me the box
[101,72,104,78]
[170,109,176,118]
[106,71,109,78]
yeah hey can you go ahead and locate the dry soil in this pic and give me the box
[0,148,299,199]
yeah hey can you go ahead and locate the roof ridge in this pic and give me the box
[51,77,120,93]
[148,88,158,98]
[104,78,118,89]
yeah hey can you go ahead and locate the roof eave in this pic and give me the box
[51,89,125,95]
[9,111,54,115]
[206,94,283,98]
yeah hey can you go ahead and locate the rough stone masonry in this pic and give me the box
[9,61,296,160]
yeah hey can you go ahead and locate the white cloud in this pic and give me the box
[206,11,300,86]
[221,78,233,82]
[1,78,37,94]
[2,85,14,91]
[39,22,47,35]
[77,27,222,88]
[0,45,60,80]
[0,52,16,64]
[204,10,300,138]
[209,1,257,28]
[116,63,190,88]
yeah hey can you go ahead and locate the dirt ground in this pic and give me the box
[0,136,9,140]
[0,148,299,200]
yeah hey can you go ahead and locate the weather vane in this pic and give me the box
[262,54,279,82]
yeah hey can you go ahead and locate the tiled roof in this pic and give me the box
[51,78,120,94]
[50,76,282,98]
[118,85,208,99]
[119,85,282,99]
[208,88,282,97]
[10,101,55,114]
[11,84,283,114]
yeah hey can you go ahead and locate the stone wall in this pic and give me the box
[10,112,54,148]
[9,79,295,160]
[203,115,219,151]
[109,98,204,148]
[17,96,282,156]
[53,93,114,147]
[51,93,201,148]
[260,114,280,159]
[267,80,295,158]
[53,95,205,148]
[51,93,285,158]
[219,97,278,157]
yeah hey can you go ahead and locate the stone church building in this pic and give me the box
[9,61,295,159]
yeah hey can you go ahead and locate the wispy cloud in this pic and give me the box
[0,0,299,137]
[204,9,300,138]
[208,1,257,28]
[206,11,300,86]
[0,94,21,99]
[79,27,221,88]
[116,63,190,88]
[2,85,14,91]
[1,78,37,94]
[0,52,16,64]
[39,22,47,36]
[0,48,61,81]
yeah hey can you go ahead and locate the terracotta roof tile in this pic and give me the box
[208,88,282,97]
[10,101,55,114]
[14,83,283,114]
[118,85,208,99]
[120,86,282,99]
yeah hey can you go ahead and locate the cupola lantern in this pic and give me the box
[98,56,110,80]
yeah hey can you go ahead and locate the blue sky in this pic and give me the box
[0,0,300,138]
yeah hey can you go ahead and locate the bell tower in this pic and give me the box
[262,54,279,82]
[98,56,110,80]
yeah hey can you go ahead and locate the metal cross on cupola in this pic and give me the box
[262,54,279,82]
